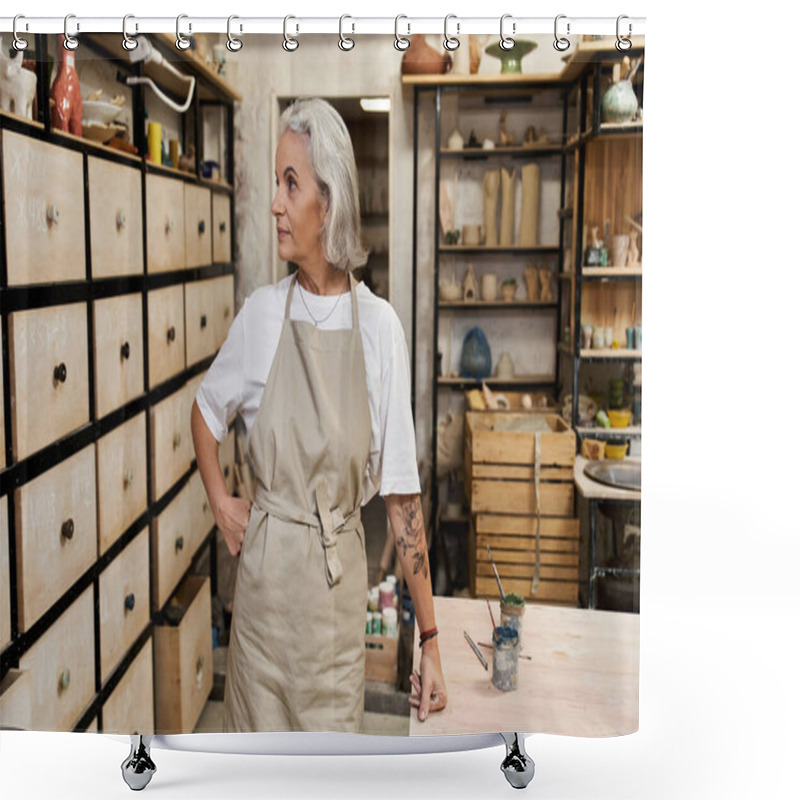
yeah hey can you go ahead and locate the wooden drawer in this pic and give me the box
[14,444,97,632]
[0,669,32,731]
[184,275,234,366]
[151,479,193,609]
[99,526,150,683]
[2,129,85,286]
[103,638,154,735]
[187,468,215,555]
[8,302,89,461]
[147,284,186,388]
[19,584,95,731]
[183,184,212,268]
[150,382,193,501]
[96,412,148,555]
[469,513,580,605]
[87,156,144,278]
[212,191,231,263]
[154,575,213,734]
[220,426,235,495]
[146,174,185,273]
[365,633,398,684]
[92,293,144,417]
[1,495,9,649]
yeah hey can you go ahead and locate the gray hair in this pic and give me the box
[279,98,368,272]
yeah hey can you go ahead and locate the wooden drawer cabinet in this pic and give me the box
[220,426,235,495]
[187,468,215,556]
[147,284,186,388]
[1,495,9,649]
[102,638,154,735]
[2,129,85,286]
[92,292,144,418]
[146,174,185,273]
[8,302,89,461]
[96,412,148,555]
[183,184,212,268]
[14,444,97,632]
[18,585,95,731]
[184,275,234,366]
[0,669,32,731]
[150,381,194,501]
[87,156,144,278]
[99,526,150,683]
[154,575,212,734]
[151,478,193,609]
[212,191,231,263]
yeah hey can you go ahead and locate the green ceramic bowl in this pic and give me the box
[484,40,537,74]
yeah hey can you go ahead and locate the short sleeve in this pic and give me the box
[194,296,247,443]
[377,313,422,497]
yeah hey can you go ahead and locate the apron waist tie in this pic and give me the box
[251,480,361,588]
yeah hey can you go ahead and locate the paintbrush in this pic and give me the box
[464,630,489,670]
[486,599,498,638]
[486,546,506,602]
[478,641,532,660]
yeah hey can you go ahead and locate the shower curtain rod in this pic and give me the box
[0,15,646,38]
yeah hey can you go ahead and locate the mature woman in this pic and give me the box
[191,98,447,734]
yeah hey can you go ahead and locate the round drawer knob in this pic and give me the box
[167,326,176,342]
[200,314,207,329]
[175,536,184,551]
[53,362,67,383]
[61,518,74,540]
[116,210,126,230]
[165,216,174,234]
[220,221,226,233]
[198,219,206,235]
[224,306,230,318]
[202,499,208,513]
[120,341,130,360]
[196,654,204,673]
[173,432,181,450]
[223,465,230,478]
[124,593,136,612]
[58,669,70,693]
[123,468,134,488]
[47,203,60,225]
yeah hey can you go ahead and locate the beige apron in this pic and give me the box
[223,270,371,733]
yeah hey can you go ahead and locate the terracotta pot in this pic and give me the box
[401,35,452,75]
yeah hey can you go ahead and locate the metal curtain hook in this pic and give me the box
[499,14,515,51]
[176,13,191,51]
[339,14,354,51]
[122,14,138,51]
[283,15,299,51]
[443,14,460,51]
[64,13,79,50]
[227,15,243,52]
[553,14,570,52]
[12,14,28,51]
[616,14,632,51]
[394,14,410,51]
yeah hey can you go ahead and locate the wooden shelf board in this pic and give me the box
[576,425,642,438]
[579,348,641,360]
[440,144,562,157]
[438,301,558,310]
[439,244,559,254]
[402,72,565,87]
[50,127,141,162]
[559,37,646,82]
[581,266,643,279]
[438,375,555,386]
[0,109,45,131]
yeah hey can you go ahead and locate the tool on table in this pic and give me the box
[478,641,532,660]
[464,630,489,670]
[486,546,506,602]
[486,599,498,637]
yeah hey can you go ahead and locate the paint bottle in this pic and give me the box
[379,581,394,611]
[368,587,380,612]
[370,611,382,635]
[366,611,371,636]
[382,607,398,637]
[492,625,520,692]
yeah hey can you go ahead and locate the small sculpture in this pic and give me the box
[499,110,514,146]
[447,128,464,150]
[0,36,37,119]
[524,265,539,301]
[627,228,640,267]
[50,35,82,136]
[501,278,517,302]
[538,267,552,302]
[462,263,478,301]
[466,129,481,148]
[524,125,536,145]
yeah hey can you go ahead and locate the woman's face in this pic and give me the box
[271,129,328,269]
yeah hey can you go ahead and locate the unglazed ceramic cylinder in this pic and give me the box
[499,167,515,246]
[483,169,500,247]
[518,162,540,247]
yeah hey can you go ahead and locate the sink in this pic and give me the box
[583,460,641,491]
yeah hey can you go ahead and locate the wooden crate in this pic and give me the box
[469,514,580,605]
[365,633,398,684]
[465,390,557,412]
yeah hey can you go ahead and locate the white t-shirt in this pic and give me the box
[194,273,421,504]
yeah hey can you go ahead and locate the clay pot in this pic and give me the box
[401,35,452,75]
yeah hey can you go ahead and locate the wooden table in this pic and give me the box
[410,596,638,737]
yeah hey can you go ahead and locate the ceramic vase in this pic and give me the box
[611,234,630,267]
[499,167,515,246]
[524,266,539,301]
[401,35,452,75]
[518,163,540,247]
[496,352,515,380]
[601,78,638,124]
[483,170,500,247]
[538,267,552,302]
[481,273,498,302]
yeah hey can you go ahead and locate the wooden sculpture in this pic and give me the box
[50,35,83,136]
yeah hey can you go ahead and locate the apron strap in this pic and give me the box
[285,272,298,320]
[315,477,361,587]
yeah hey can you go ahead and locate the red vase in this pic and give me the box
[401,35,452,76]
[51,35,82,136]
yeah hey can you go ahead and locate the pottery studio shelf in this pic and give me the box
[575,425,642,439]
[580,267,643,280]
[437,375,555,387]
[438,300,558,310]
[439,144,563,159]
[557,344,642,361]
[439,244,560,254]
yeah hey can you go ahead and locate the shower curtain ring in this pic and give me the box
[175,14,191,51]
[122,14,138,51]
[227,15,243,52]
[339,15,355,51]
[499,14,515,51]
[394,15,410,51]
[64,13,79,50]
[12,15,28,51]
[443,14,460,51]
[553,14,570,52]
[616,14,632,51]
[283,15,299,51]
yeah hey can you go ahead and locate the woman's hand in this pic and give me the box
[213,494,253,557]
[409,638,447,722]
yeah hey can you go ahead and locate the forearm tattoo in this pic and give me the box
[396,495,429,579]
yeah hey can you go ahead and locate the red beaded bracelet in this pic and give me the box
[419,626,438,647]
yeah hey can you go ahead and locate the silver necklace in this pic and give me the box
[296,275,348,327]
